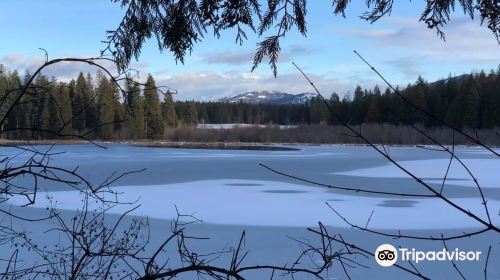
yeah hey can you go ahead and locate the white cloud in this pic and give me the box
[197,44,316,66]
[0,53,379,101]
[333,16,500,64]
[156,71,351,101]
[0,53,149,82]
[0,53,376,101]
[384,55,427,80]
[333,28,398,38]
[1,53,353,101]
[330,16,500,85]
[199,51,254,65]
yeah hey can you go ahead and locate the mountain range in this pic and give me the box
[219,91,316,104]
[218,74,474,105]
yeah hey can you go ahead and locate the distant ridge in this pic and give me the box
[219,91,316,104]
[429,73,470,87]
[220,74,473,105]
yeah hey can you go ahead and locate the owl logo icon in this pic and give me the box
[375,244,398,267]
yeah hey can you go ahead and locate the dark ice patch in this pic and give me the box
[376,199,419,208]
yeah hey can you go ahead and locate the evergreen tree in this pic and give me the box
[0,66,12,138]
[96,74,117,139]
[327,93,341,125]
[183,101,198,126]
[48,82,73,137]
[124,80,145,139]
[444,88,467,129]
[425,80,445,127]
[463,91,479,128]
[0,68,24,139]
[161,91,178,127]
[351,86,367,125]
[365,86,382,123]
[198,104,209,124]
[72,73,87,131]
[31,75,51,139]
[15,71,34,139]
[84,73,98,130]
[309,96,329,124]
[365,95,382,123]
[411,76,428,124]
[143,75,164,139]
[113,90,124,136]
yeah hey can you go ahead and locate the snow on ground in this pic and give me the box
[457,148,500,155]
[196,123,297,129]
[8,179,499,230]
[334,158,500,188]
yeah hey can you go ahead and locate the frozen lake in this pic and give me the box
[1,144,499,279]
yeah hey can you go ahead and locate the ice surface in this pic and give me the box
[3,145,499,279]
[334,158,500,188]
[8,179,499,230]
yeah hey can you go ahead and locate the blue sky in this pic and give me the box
[1,0,499,100]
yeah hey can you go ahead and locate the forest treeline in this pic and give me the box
[0,68,189,140]
[1,65,499,141]
[189,70,500,129]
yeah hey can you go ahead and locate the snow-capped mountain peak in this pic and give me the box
[219,91,316,104]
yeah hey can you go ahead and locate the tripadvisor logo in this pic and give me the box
[375,244,482,267]
[375,244,398,267]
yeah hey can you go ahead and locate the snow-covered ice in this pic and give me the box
[334,158,500,188]
[8,179,499,230]
[2,144,499,279]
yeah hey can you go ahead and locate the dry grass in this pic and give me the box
[165,124,500,146]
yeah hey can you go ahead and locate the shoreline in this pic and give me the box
[0,139,497,150]
[133,141,301,151]
[0,139,301,151]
